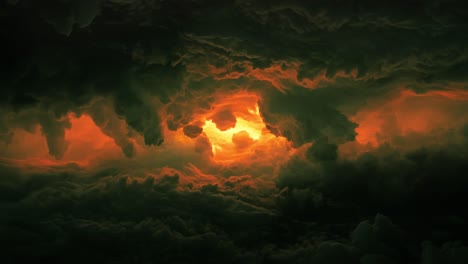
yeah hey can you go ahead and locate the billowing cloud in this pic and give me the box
[1,0,468,263]
[209,109,237,131]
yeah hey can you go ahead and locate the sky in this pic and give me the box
[1,0,468,263]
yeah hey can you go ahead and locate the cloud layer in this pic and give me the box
[1,0,468,263]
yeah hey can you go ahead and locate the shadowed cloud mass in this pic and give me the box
[1,0,468,263]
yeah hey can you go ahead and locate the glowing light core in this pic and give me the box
[203,117,263,151]
[200,97,273,161]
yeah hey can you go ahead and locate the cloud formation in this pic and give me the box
[1,0,468,263]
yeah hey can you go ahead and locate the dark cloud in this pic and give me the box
[279,141,468,212]
[3,0,468,154]
[182,122,203,138]
[194,134,213,155]
[35,0,101,36]
[1,0,468,263]
[1,160,468,263]
[85,99,136,157]
[209,109,237,131]
[256,85,359,147]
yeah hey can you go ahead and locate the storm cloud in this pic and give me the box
[1,0,468,263]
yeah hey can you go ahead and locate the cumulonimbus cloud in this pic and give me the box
[1,1,468,263]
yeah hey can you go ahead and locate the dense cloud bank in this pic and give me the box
[1,159,468,264]
[1,0,468,263]
[3,0,468,153]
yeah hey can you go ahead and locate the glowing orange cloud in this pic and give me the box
[246,61,356,92]
[62,113,124,165]
[188,59,358,92]
[0,113,124,170]
[166,91,292,165]
[203,108,264,160]
[351,88,468,148]
[200,92,286,162]
[1,92,293,175]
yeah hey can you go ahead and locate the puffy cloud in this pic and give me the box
[1,0,468,263]
[259,88,358,147]
[183,123,204,138]
[1,159,467,263]
[232,130,255,149]
[421,241,468,264]
[4,0,468,160]
[37,0,101,36]
[209,109,237,131]
[85,98,135,157]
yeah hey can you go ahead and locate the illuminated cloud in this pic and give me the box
[1,0,468,263]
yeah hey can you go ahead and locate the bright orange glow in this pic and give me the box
[203,116,263,157]
[62,113,124,165]
[351,88,468,148]
[159,91,291,164]
[0,113,124,171]
[195,92,290,163]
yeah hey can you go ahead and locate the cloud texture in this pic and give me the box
[1,0,468,263]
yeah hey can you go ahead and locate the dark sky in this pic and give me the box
[1,0,468,263]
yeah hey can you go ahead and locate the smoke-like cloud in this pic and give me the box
[1,0,468,263]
